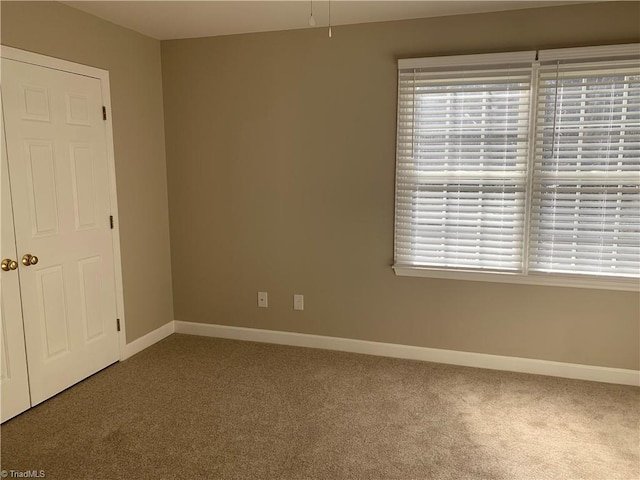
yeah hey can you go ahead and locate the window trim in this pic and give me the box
[393,44,640,292]
[393,265,639,291]
[538,43,640,62]
[398,50,536,69]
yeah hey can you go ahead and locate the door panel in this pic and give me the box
[2,58,119,406]
[37,266,70,358]
[25,140,59,236]
[1,96,31,423]
[78,256,106,341]
[70,143,99,230]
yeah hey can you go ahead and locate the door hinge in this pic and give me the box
[116,318,121,332]
[110,215,114,229]
[102,106,107,121]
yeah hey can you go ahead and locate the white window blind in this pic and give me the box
[529,59,640,278]
[394,45,640,288]
[395,55,534,271]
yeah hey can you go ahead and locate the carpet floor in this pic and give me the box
[1,334,638,479]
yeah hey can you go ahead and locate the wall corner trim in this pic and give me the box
[172,320,639,386]
[122,321,175,360]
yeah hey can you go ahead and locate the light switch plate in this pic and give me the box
[293,294,304,311]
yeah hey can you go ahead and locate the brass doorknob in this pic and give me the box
[1,259,18,271]
[22,254,39,266]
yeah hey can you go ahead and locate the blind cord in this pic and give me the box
[597,76,617,271]
[548,61,561,270]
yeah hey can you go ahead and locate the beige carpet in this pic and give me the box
[1,334,638,479]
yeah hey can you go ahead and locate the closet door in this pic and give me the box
[2,58,120,406]
[1,95,31,423]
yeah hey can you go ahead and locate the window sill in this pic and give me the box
[392,265,639,292]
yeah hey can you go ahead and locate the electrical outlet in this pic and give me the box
[258,292,268,308]
[293,294,304,311]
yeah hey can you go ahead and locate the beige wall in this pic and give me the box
[1,1,174,342]
[2,1,636,368]
[162,2,640,370]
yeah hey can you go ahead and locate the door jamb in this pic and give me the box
[0,45,128,359]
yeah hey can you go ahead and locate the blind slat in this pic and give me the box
[529,61,640,276]
[395,49,640,280]
[395,63,531,271]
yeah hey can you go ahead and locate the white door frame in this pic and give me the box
[0,45,128,359]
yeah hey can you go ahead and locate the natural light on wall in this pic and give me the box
[393,44,640,291]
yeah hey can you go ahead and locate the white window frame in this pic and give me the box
[393,44,640,292]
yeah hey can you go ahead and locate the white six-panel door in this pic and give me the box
[2,58,120,407]
[0,95,32,423]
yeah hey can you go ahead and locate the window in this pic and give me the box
[393,45,640,290]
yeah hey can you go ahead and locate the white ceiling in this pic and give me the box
[62,1,588,40]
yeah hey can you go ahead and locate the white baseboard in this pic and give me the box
[121,321,175,360]
[173,320,640,386]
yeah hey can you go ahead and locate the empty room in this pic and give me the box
[1,1,638,479]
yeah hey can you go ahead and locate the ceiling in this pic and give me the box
[62,1,588,40]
